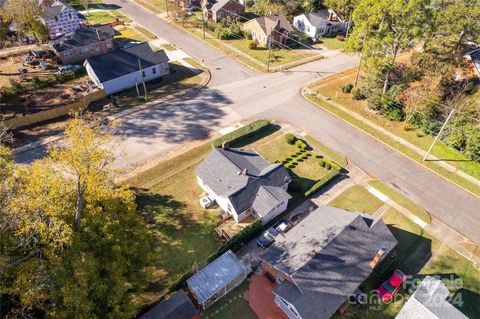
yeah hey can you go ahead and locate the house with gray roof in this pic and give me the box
[201,0,244,23]
[195,143,291,224]
[84,42,169,95]
[293,8,349,40]
[396,276,468,319]
[257,205,398,319]
[39,0,80,39]
[139,289,197,319]
[52,25,115,64]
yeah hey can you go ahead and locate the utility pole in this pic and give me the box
[201,8,206,38]
[354,32,367,87]
[423,108,456,161]
[346,10,352,39]
[138,58,148,100]
[267,28,272,72]
[165,0,169,17]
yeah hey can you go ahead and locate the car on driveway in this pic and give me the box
[376,269,406,302]
[257,220,290,249]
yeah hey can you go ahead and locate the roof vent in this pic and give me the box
[370,246,386,269]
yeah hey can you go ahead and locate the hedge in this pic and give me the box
[304,169,340,197]
[212,119,272,148]
[322,157,341,171]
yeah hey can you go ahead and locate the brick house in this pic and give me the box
[39,0,80,39]
[202,0,244,23]
[51,25,115,64]
[243,14,293,47]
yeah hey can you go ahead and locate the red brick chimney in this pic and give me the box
[370,247,386,269]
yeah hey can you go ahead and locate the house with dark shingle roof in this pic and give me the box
[83,42,169,95]
[201,0,244,23]
[52,25,115,64]
[395,276,468,319]
[257,205,397,319]
[293,8,349,40]
[195,143,291,224]
[243,14,294,47]
[139,289,197,319]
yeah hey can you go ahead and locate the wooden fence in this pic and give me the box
[3,89,105,129]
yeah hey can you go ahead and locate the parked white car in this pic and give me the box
[57,64,81,75]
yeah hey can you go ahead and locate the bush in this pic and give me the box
[248,39,258,50]
[351,87,366,100]
[336,35,345,41]
[319,160,326,167]
[285,133,297,145]
[325,163,331,170]
[295,140,307,149]
[341,83,353,93]
[212,119,272,148]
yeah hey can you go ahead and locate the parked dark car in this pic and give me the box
[256,227,279,249]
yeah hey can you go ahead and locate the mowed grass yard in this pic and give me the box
[335,208,480,319]
[329,185,384,215]
[254,134,340,196]
[83,10,132,24]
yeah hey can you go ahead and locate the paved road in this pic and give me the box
[17,0,480,244]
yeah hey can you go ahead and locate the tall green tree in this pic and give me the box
[346,0,430,92]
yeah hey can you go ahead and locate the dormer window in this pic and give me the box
[54,16,59,22]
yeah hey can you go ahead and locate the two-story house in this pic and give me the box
[39,0,80,39]
[52,25,115,64]
[196,142,292,224]
[202,0,244,23]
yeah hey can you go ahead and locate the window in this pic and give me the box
[142,70,146,78]
[54,16,59,22]
[227,204,232,213]
[68,13,72,20]
[152,67,157,74]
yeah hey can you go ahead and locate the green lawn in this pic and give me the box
[68,0,105,10]
[115,27,146,43]
[201,280,257,319]
[305,94,480,197]
[369,180,431,223]
[315,37,346,50]
[135,165,222,307]
[255,134,340,196]
[135,25,157,39]
[83,10,131,24]
[329,185,384,214]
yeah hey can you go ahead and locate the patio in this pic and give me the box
[246,274,288,319]
[215,215,257,240]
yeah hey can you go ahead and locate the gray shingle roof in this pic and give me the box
[302,9,344,26]
[396,276,468,319]
[245,14,293,36]
[139,290,196,319]
[195,148,291,213]
[52,26,114,52]
[43,0,75,18]
[85,42,169,83]
[187,250,248,305]
[252,185,292,217]
[259,205,397,319]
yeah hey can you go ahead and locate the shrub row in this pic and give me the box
[304,169,340,197]
[212,119,272,148]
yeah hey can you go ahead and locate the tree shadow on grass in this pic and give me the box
[135,191,221,292]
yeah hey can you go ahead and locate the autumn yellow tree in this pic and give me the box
[2,116,152,318]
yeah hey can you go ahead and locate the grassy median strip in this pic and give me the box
[369,180,431,224]
[306,94,480,198]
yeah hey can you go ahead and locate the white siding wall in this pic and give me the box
[100,62,169,95]
[84,60,102,88]
[261,200,288,225]
[44,7,80,38]
[274,295,302,319]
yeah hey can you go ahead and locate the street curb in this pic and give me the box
[301,89,480,201]
[12,69,212,156]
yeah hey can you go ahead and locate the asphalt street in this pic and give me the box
[17,0,480,244]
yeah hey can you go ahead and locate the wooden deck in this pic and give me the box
[216,215,257,240]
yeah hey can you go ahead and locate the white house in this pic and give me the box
[195,142,291,224]
[39,0,80,39]
[293,8,349,40]
[84,42,169,95]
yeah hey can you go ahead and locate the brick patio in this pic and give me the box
[246,274,288,319]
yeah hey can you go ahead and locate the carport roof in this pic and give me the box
[187,250,247,304]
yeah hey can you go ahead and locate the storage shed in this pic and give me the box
[187,250,248,309]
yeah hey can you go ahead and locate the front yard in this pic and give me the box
[329,185,384,215]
